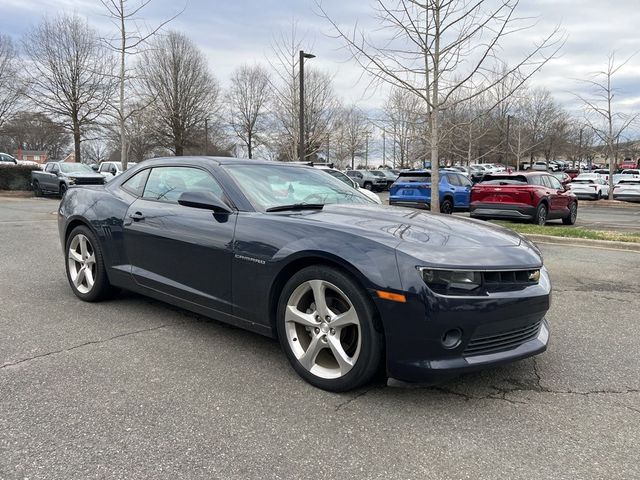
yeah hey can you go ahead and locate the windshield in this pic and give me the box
[369,170,385,177]
[59,163,94,174]
[224,164,372,211]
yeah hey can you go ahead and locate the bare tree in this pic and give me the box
[318,0,564,211]
[576,52,639,198]
[100,0,182,168]
[383,87,424,168]
[333,106,370,169]
[0,34,22,130]
[0,112,70,159]
[227,64,271,159]
[138,31,220,156]
[22,14,116,163]
[81,139,111,164]
[268,23,339,161]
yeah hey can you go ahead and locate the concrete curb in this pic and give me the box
[525,233,640,252]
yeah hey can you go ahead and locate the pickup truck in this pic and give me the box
[345,169,388,191]
[31,162,104,196]
[97,161,137,181]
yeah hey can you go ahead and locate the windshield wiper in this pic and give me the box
[266,203,325,212]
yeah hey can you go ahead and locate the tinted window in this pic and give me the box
[121,169,150,196]
[447,174,462,186]
[143,167,224,203]
[45,163,55,173]
[529,176,544,186]
[458,174,472,187]
[547,175,563,189]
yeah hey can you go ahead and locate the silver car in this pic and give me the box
[345,169,388,191]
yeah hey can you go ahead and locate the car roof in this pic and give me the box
[484,171,545,177]
[138,156,310,168]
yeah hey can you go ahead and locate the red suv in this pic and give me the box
[470,172,578,225]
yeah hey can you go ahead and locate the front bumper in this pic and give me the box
[374,266,551,382]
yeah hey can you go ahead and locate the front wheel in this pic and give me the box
[363,182,373,191]
[533,203,548,225]
[562,202,577,225]
[59,183,68,197]
[65,225,116,302]
[276,266,383,392]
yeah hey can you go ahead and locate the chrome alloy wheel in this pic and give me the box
[285,280,362,379]
[67,234,96,294]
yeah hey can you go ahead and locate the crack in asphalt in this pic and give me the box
[334,386,381,411]
[0,321,188,371]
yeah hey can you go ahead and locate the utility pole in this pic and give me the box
[505,114,511,167]
[578,127,583,169]
[365,133,369,167]
[299,50,315,162]
[382,131,386,166]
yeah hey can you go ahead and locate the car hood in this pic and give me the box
[63,172,104,179]
[291,204,543,269]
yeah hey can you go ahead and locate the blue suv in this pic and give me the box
[389,170,472,213]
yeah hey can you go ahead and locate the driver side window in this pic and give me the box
[142,167,225,204]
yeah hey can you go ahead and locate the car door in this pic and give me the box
[45,163,60,191]
[455,173,472,208]
[543,174,568,217]
[122,165,237,314]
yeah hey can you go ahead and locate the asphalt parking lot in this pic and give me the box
[1,197,639,480]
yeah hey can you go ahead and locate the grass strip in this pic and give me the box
[493,221,640,244]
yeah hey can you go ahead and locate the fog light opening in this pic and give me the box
[442,329,462,349]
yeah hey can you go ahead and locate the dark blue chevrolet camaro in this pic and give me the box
[58,157,550,392]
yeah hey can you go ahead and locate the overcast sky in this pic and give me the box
[3,0,640,117]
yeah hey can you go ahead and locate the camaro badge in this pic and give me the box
[234,254,266,265]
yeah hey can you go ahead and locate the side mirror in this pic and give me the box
[178,191,232,214]
[91,164,99,171]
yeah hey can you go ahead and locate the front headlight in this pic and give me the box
[68,177,77,184]
[418,267,482,295]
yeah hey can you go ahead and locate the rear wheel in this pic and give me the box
[440,198,454,214]
[562,202,577,225]
[276,266,383,392]
[533,203,548,226]
[65,225,116,302]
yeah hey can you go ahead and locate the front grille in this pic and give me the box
[76,178,104,185]
[481,270,539,292]
[464,321,541,356]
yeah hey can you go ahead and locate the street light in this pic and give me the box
[299,50,315,162]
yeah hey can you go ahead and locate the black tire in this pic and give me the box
[65,225,116,302]
[33,180,42,197]
[276,266,384,392]
[363,182,373,191]
[59,183,68,197]
[562,202,577,225]
[440,198,454,214]
[533,203,548,226]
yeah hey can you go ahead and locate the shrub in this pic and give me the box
[0,164,40,191]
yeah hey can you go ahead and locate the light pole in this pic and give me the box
[299,50,315,162]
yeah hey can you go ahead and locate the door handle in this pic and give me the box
[129,211,145,221]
